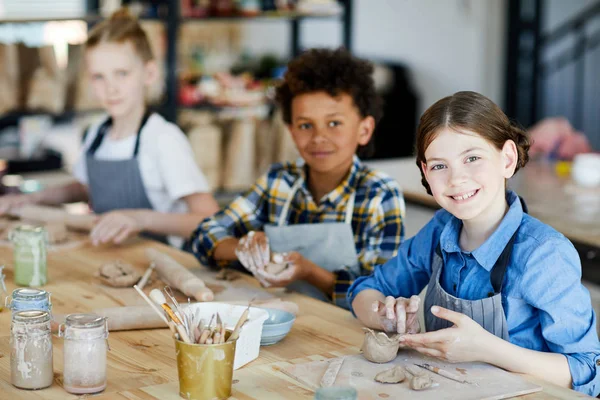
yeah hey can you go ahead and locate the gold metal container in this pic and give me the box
[174,331,237,400]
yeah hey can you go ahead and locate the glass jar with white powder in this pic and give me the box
[59,313,109,394]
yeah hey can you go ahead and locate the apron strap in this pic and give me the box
[87,112,151,157]
[490,229,519,293]
[87,117,112,155]
[344,191,356,224]
[278,179,304,227]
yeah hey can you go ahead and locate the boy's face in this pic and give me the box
[422,128,517,223]
[86,41,156,120]
[288,91,374,175]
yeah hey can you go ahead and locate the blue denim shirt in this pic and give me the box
[348,191,600,396]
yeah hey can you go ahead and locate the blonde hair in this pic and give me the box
[86,8,154,62]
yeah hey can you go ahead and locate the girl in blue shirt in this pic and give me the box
[348,91,600,396]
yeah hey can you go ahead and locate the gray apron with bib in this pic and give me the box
[264,179,360,302]
[423,228,519,341]
[85,113,167,244]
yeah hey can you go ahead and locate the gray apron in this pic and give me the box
[86,113,167,244]
[423,229,519,341]
[264,178,360,302]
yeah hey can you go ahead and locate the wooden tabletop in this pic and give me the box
[0,240,589,399]
[367,158,600,248]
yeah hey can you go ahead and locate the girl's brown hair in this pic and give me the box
[415,91,530,195]
[86,8,154,62]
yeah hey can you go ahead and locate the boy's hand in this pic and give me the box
[398,306,489,363]
[373,295,421,334]
[234,231,271,286]
[90,210,143,245]
[256,251,310,287]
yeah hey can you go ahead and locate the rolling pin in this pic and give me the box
[52,305,184,332]
[145,248,214,302]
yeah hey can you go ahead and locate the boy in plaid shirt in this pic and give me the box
[191,48,405,309]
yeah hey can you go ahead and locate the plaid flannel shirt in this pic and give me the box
[191,156,405,309]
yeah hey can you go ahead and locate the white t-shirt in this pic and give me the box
[72,113,210,247]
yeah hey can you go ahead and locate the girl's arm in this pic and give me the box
[482,332,572,388]
[127,192,219,238]
[0,181,89,214]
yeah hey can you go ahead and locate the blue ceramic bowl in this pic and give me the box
[259,308,296,346]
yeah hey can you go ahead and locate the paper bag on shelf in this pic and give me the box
[255,117,275,176]
[0,43,19,114]
[26,46,66,114]
[272,109,299,164]
[187,113,223,191]
[223,119,257,191]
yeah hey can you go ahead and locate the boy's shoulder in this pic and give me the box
[263,159,303,185]
[354,163,402,198]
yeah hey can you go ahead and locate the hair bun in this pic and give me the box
[110,7,133,21]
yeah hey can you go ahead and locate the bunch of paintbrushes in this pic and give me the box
[133,284,250,345]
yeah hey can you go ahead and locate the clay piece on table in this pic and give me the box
[264,262,288,275]
[45,222,69,244]
[361,327,403,363]
[374,365,406,383]
[409,374,434,391]
[95,260,141,287]
[215,268,242,281]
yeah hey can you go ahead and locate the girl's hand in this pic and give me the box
[372,295,421,334]
[399,306,491,363]
[90,211,143,245]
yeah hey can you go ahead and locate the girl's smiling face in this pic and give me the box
[422,128,518,223]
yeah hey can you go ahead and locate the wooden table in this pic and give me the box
[367,158,600,249]
[0,240,589,399]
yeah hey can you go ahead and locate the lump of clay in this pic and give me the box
[374,365,406,383]
[361,327,403,363]
[96,260,141,287]
[264,262,288,275]
[45,222,69,244]
[215,268,242,281]
[409,375,433,391]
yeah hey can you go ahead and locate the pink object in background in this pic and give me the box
[528,117,593,160]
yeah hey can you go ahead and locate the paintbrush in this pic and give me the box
[415,363,472,384]
[149,289,192,343]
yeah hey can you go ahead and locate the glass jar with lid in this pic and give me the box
[5,288,52,314]
[59,313,109,394]
[9,225,48,287]
[10,310,53,389]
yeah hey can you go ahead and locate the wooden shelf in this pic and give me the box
[180,11,343,23]
[0,14,164,24]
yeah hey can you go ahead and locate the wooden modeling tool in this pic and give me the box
[415,363,472,384]
[137,262,155,290]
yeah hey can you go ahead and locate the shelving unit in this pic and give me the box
[0,1,352,124]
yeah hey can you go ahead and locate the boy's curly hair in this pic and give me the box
[275,47,382,158]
